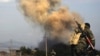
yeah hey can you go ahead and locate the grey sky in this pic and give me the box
[0,0,44,47]
[0,0,100,49]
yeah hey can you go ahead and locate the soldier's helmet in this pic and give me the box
[85,23,90,28]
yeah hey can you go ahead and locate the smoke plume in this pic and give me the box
[18,0,84,49]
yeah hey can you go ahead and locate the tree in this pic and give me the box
[20,46,33,55]
[49,43,71,56]
[34,48,45,56]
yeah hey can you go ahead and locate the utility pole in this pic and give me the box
[9,39,13,56]
[45,33,48,56]
[20,51,22,56]
[71,45,74,56]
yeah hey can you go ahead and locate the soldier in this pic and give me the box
[84,23,95,55]
[51,49,56,56]
[71,22,95,56]
[84,23,95,46]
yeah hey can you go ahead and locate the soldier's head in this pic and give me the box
[85,23,90,28]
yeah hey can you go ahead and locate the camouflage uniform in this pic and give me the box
[84,25,95,47]
[74,24,95,56]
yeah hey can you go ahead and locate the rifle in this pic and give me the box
[75,21,95,50]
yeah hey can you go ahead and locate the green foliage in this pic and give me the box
[20,46,33,55]
[34,48,45,56]
[95,50,100,56]
[49,43,71,56]
[20,45,100,56]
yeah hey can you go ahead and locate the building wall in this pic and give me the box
[0,51,8,56]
